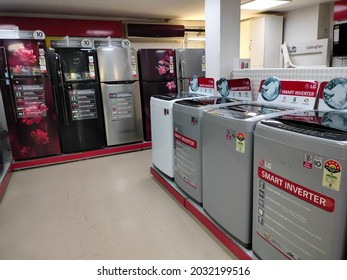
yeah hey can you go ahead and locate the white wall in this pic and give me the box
[283,4,320,43]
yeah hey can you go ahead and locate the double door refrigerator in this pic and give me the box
[175,48,205,94]
[138,49,177,141]
[96,46,143,146]
[0,31,61,160]
[49,40,106,153]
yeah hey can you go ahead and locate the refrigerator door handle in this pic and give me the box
[7,82,18,123]
[0,46,9,77]
[55,53,64,84]
[60,86,70,125]
[51,85,59,117]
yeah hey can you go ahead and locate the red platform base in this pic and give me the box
[150,166,253,260]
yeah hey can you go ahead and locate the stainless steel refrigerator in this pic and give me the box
[49,39,106,153]
[175,48,205,94]
[0,31,61,160]
[96,46,143,146]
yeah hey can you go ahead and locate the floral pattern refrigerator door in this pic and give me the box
[138,49,177,141]
[0,36,61,160]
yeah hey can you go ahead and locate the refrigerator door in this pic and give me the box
[0,77,61,160]
[53,48,98,83]
[138,49,176,81]
[175,49,206,93]
[2,39,49,77]
[97,47,138,82]
[100,81,143,146]
[141,80,178,141]
[54,82,106,153]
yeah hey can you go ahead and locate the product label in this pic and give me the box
[174,131,197,149]
[228,78,252,101]
[70,89,97,120]
[322,160,342,191]
[236,132,245,153]
[109,92,134,121]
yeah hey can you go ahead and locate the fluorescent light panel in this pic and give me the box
[241,0,290,11]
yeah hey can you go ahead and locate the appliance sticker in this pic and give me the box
[109,92,134,121]
[174,131,197,149]
[201,55,206,72]
[236,132,245,153]
[131,55,137,77]
[322,160,341,192]
[313,156,323,169]
[225,129,235,140]
[70,89,97,121]
[38,48,47,74]
[258,166,335,212]
[318,78,347,111]
[88,56,95,79]
[303,153,313,169]
[14,84,47,119]
[169,55,174,73]
[189,77,214,95]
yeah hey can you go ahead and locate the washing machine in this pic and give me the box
[151,93,205,179]
[252,110,347,259]
[173,96,243,205]
[202,103,297,248]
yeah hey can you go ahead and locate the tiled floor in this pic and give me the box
[0,149,237,260]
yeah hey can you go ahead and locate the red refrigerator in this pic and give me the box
[138,49,177,141]
[0,31,61,161]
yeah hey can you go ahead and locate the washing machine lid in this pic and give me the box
[260,111,347,140]
[207,104,287,119]
[174,97,236,108]
[152,95,175,101]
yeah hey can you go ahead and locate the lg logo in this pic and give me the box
[259,158,271,170]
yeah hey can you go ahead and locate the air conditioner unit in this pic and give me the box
[125,23,185,38]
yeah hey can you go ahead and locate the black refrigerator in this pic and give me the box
[138,49,177,141]
[0,30,61,161]
[49,39,106,153]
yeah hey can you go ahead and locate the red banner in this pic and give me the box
[258,167,335,212]
[174,131,197,149]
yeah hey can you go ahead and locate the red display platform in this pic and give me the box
[150,166,253,260]
[11,142,152,170]
[0,166,12,200]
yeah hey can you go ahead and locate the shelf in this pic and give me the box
[150,166,255,260]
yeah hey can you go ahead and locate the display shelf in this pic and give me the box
[12,142,152,170]
[150,166,255,260]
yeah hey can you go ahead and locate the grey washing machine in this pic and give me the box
[252,110,347,259]
[173,96,242,205]
[202,103,296,248]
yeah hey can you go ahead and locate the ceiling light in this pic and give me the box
[241,0,290,11]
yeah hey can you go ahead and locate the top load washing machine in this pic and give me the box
[252,110,347,259]
[151,77,215,179]
[201,77,319,248]
[173,96,243,205]
[202,103,297,248]
[252,77,347,259]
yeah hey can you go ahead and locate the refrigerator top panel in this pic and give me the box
[53,48,97,82]
[206,104,287,120]
[1,39,48,77]
[138,49,176,81]
[174,96,237,108]
[97,47,138,82]
[261,111,347,140]
[175,48,205,79]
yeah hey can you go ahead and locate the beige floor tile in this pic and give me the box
[78,201,162,256]
[0,216,83,260]
[163,221,237,260]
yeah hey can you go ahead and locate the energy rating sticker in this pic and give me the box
[322,160,341,192]
[236,132,245,153]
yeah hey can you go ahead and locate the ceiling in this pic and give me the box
[0,0,335,22]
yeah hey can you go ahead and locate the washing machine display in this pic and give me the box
[252,111,347,260]
[173,97,241,205]
[202,103,294,248]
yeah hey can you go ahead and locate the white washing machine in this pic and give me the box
[252,110,347,259]
[151,93,205,179]
[202,103,296,248]
[173,96,243,205]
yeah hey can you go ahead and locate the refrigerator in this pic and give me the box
[138,49,178,141]
[0,31,61,161]
[49,39,106,153]
[175,48,205,94]
[96,46,143,146]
